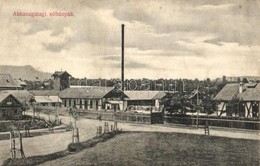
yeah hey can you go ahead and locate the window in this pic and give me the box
[74,100,76,107]
[14,109,18,114]
[96,100,99,109]
[79,100,82,109]
[90,100,93,109]
[64,100,67,107]
[69,100,71,107]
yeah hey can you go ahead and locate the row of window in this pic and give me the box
[64,99,102,109]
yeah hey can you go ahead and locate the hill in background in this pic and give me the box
[0,65,52,80]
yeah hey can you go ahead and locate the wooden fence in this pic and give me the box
[164,116,260,130]
[76,111,164,124]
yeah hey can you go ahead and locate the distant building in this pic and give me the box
[2,90,33,107]
[30,90,61,107]
[0,74,22,90]
[15,79,27,89]
[52,71,71,91]
[33,96,62,107]
[59,86,128,111]
[0,92,24,120]
[214,83,260,118]
[124,91,166,112]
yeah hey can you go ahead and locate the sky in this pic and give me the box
[0,0,260,79]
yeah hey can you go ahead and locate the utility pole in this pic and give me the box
[121,24,125,92]
[196,86,199,129]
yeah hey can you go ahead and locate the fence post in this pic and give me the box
[96,126,102,136]
[205,120,210,135]
[72,127,79,143]
[24,124,30,137]
[10,130,25,159]
[114,121,118,130]
[104,122,109,133]
[48,123,54,133]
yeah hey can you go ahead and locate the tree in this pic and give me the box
[226,97,240,117]
[163,93,193,115]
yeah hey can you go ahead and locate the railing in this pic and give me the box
[164,115,260,130]
[76,111,163,124]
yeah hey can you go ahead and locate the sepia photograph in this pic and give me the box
[0,0,259,165]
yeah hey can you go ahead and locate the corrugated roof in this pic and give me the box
[59,86,114,99]
[0,74,21,88]
[214,83,260,101]
[124,91,166,100]
[34,96,62,103]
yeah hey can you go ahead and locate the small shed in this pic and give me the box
[34,96,62,107]
[0,93,24,120]
[124,91,166,112]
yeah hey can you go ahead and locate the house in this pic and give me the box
[0,74,22,90]
[30,90,61,107]
[2,90,33,107]
[59,86,128,111]
[15,79,27,89]
[52,71,71,91]
[33,96,62,107]
[0,92,24,120]
[123,91,166,112]
[214,83,260,118]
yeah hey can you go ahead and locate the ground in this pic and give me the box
[0,112,259,165]
[40,132,260,166]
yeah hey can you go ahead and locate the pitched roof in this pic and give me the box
[0,93,23,105]
[52,71,71,77]
[1,90,33,104]
[124,91,166,100]
[0,92,10,102]
[30,90,60,96]
[59,86,114,99]
[239,84,260,101]
[15,79,27,86]
[213,84,239,101]
[214,83,260,101]
[34,96,62,103]
[0,74,21,88]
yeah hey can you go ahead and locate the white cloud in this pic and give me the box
[0,0,259,80]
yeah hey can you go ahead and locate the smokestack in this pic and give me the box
[239,82,243,93]
[121,24,125,91]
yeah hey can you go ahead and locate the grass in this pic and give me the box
[2,130,122,166]
[3,131,260,166]
[41,132,260,166]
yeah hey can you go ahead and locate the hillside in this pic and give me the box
[0,65,52,80]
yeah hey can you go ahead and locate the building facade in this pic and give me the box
[124,91,166,113]
[59,86,128,111]
[0,74,22,90]
[52,71,71,91]
[0,93,24,120]
[214,83,260,118]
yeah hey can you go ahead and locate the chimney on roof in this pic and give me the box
[239,82,243,93]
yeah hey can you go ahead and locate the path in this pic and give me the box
[0,113,259,165]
